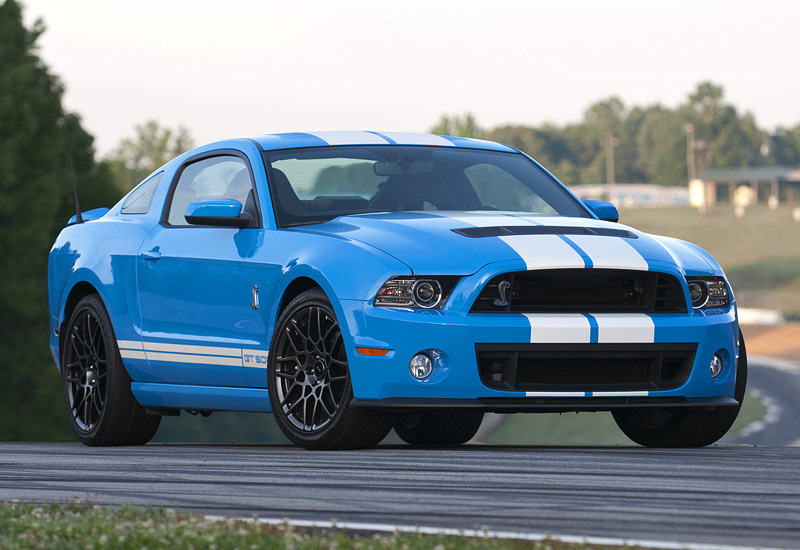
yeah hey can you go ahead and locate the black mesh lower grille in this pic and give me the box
[476,343,696,392]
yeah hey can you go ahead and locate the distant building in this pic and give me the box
[571,184,689,208]
[688,167,800,211]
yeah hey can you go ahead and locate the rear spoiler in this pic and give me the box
[68,207,110,226]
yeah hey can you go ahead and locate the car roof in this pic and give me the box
[249,131,517,153]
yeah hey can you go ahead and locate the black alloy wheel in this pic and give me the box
[268,289,392,449]
[62,295,160,445]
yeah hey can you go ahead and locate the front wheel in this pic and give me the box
[62,295,160,445]
[394,411,485,445]
[267,289,393,449]
[613,333,747,447]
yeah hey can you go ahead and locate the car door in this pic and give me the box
[136,152,260,387]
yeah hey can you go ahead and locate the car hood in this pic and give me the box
[296,211,719,276]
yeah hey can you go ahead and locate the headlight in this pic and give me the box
[686,277,730,309]
[374,276,459,309]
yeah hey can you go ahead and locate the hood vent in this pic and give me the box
[452,225,638,239]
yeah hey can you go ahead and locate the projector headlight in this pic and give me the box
[374,276,459,309]
[686,277,730,309]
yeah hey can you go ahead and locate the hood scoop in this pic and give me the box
[452,225,638,239]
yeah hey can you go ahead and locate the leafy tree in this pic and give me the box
[0,0,119,440]
[106,120,193,192]
[429,112,483,138]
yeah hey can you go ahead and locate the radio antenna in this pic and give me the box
[69,152,84,224]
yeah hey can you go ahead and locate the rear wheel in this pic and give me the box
[613,333,747,447]
[62,295,160,445]
[394,411,484,445]
[268,289,393,449]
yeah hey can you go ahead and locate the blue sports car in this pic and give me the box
[48,131,745,449]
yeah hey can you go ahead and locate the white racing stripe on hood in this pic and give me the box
[525,314,591,343]
[565,235,649,271]
[500,235,585,270]
[593,314,655,343]
[307,131,389,145]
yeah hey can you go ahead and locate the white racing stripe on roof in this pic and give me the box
[307,131,389,145]
[566,235,649,270]
[378,132,455,146]
[592,314,655,343]
[525,314,591,343]
[500,235,585,270]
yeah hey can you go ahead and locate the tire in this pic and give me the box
[62,295,160,446]
[268,289,393,449]
[612,333,748,447]
[394,411,484,445]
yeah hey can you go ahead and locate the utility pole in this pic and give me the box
[604,131,618,203]
[685,123,696,179]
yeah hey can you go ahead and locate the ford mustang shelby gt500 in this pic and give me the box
[48,131,745,449]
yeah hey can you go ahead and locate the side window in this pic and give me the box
[121,173,163,214]
[167,156,256,226]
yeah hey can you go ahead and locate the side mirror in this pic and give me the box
[583,199,619,223]
[185,199,253,228]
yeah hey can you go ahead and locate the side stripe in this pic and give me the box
[117,340,270,368]
[143,342,242,357]
[144,351,243,367]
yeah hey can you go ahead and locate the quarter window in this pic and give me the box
[121,173,163,215]
[167,156,256,226]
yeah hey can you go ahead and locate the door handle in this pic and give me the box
[141,249,162,262]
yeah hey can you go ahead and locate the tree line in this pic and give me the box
[431,85,800,187]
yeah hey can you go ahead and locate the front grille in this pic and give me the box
[476,343,696,392]
[470,269,687,313]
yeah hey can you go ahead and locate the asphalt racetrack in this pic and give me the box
[2,358,800,549]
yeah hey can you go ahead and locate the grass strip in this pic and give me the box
[0,501,656,550]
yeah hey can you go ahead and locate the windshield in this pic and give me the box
[263,146,588,227]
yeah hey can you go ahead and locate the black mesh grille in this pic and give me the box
[471,269,687,313]
[476,343,696,392]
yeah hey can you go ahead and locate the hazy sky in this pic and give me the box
[20,0,800,156]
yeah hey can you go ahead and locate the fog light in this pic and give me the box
[710,354,723,378]
[409,353,433,380]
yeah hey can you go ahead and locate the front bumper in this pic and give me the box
[341,299,740,410]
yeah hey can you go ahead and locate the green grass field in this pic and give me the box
[0,502,649,550]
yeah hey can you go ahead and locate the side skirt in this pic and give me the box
[131,382,271,413]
